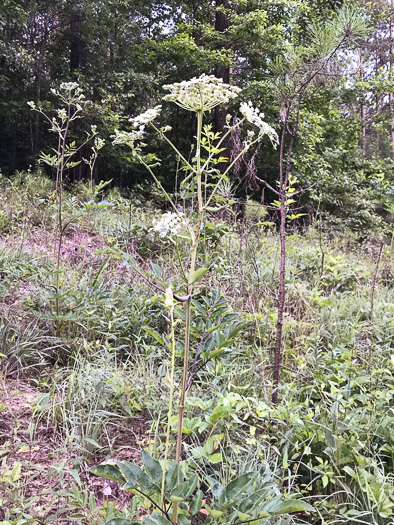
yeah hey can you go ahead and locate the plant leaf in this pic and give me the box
[90,464,125,483]
[271,499,315,516]
[169,474,198,502]
[189,490,204,515]
[144,513,172,525]
[141,450,162,483]
[192,268,209,284]
[141,327,164,346]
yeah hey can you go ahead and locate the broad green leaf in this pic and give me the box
[260,494,282,513]
[169,474,198,502]
[210,406,230,423]
[185,397,212,410]
[11,462,21,482]
[205,434,223,455]
[177,516,189,525]
[237,511,252,521]
[191,299,206,315]
[141,450,162,483]
[225,473,258,507]
[90,464,125,484]
[238,488,269,514]
[343,466,356,477]
[151,263,163,279]
[84,438,102,449]
[208,348,225,359]
[165,462,178,492]
[192,268,209,284]
[141,327,164,346]
[204,505,223,519]
[116,461,138,486]
[208,453,222,464]
[189,490,203,515]
[211,289,221,304]
[271,499,315,516]
[209,478,226,508]
[144,513,172,525]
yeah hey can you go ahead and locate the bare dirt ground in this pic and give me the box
[0,378,149,522]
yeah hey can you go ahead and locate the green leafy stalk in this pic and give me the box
[161,294,177,514]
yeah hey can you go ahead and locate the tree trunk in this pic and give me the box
[69,1,87,72]
[360,46,366,155]
[214,0,231,170]
[389,0,394,155]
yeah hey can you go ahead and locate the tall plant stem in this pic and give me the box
[175,110,204,465]
[272,102,299,404]
[370,242,384,321]
[161,307,176,514]
[54,104,71,335]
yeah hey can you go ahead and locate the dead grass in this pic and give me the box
[0,377,149,522]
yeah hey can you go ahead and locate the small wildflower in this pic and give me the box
[56,108,67,122]
[94,136,105,151]
[60,81,80,92]
[165,287,174,309]
[153,211,184,238]
[27,101,36,110]
[112,127,146,156]
[130,106,162,127]
[163,74,241,113]
[240,102,278,145]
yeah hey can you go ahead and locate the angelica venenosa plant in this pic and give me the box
[162,74,241,112]
[28,83,100,335]
[112,73,278,483]
[153,212,186,239]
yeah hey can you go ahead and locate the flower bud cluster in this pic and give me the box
[240,102,278,145]
[163,74,241,113]
[164,287,174,309]
[112,127,146,156]
[130,106,162,128]
[153,212,184,238]
[94,136,105,151]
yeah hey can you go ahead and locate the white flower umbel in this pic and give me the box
[130,105,162,128]
[153,212,185,238]
[240,101,278,145]
[112,127,146,156]
[163,74,241,113]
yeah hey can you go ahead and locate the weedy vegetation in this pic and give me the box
[0,6,394,525]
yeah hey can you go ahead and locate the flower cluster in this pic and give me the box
[163,74,241,113]
[164,286,174,309]
[93,136,105,152]
[130,106,162,128]
[51,82,86,106]
[240,101,278,145]
[112,127,146,156]
[153,212,184,238]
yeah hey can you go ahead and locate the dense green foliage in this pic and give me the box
[0,170,393,524]
[1,0,393,233]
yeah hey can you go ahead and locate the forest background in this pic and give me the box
[1,0,394,234]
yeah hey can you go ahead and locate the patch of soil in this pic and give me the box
[0,378,149,522]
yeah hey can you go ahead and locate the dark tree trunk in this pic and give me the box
[214,0,231,171]
[69,2,87,72]
[389,0,394,155]
[360,46,366,155]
